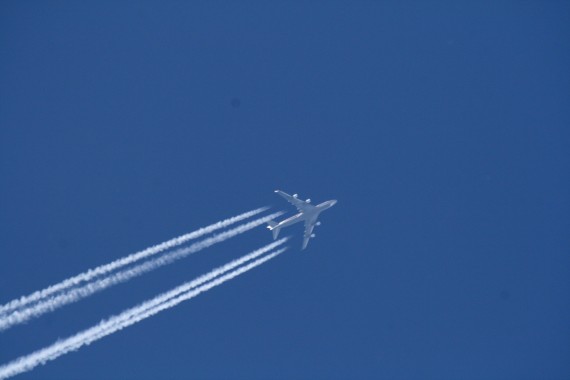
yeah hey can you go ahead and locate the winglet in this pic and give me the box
[302,236,309,250]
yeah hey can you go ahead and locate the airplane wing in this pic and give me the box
[275,190,313,212]
[302,219,317,250]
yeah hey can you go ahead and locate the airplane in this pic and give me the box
[267,190,337,250]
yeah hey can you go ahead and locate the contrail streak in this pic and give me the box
[75,245,288,344]
[0,208,267,319]
[0,243,287,379]
[0,212,283,331]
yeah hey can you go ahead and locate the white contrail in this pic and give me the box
[0,243,287,380]
[0,207,267,319]
[76,245,288,344]
[0,212,283,331]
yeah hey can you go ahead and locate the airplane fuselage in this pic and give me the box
[274,200,336,229]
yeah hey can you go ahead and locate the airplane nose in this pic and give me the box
[330,200,337,206]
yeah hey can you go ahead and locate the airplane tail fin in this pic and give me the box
[266,221,280,240]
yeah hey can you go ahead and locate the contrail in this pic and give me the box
[0,243,287,379]
[75,245,288,344]
[0,212,283,331]
[0,207,267,319]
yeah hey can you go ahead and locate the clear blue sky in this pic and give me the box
[1,2,569,379]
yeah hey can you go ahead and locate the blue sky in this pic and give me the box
[1,2,569,379]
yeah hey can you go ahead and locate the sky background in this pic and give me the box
[1,2,569,379]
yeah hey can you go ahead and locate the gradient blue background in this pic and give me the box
[1,2,569,379]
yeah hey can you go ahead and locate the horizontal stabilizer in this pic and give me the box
[266,221,280,240]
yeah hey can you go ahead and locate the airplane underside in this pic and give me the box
[267,190,336,249]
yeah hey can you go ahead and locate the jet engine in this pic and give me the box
[316,221,321,226]
[310,233,316,238]
[306,199,311,203]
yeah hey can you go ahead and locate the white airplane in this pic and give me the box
[267,190,337,250]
